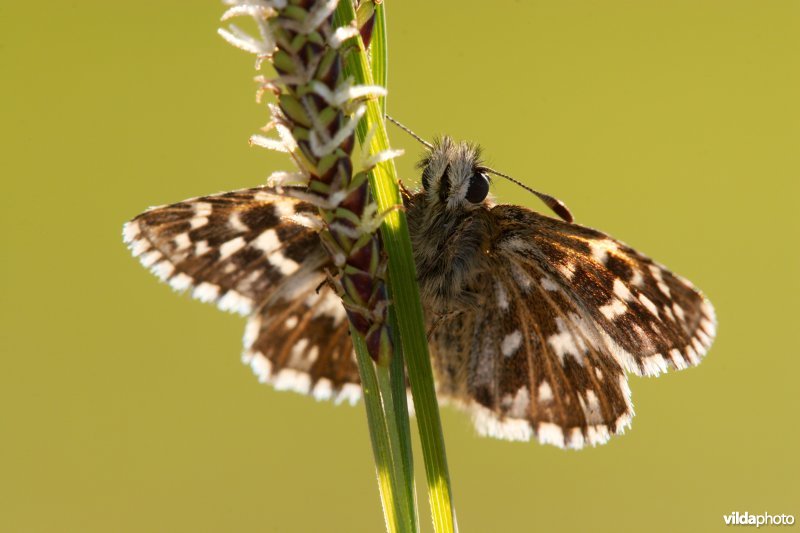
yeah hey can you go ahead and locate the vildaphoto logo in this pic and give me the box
[723,512,795,527]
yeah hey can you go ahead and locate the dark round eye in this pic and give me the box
[465,172,490,203]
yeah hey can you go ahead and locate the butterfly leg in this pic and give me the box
[426,309,464,341]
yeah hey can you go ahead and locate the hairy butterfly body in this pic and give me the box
[123,136,716,449]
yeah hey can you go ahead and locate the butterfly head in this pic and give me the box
[417,136,491,211]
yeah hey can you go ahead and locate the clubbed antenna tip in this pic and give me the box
[483,167,574,223]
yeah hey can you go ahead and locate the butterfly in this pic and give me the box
[123,135,716,449]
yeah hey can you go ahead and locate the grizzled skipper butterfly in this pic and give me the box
[123,123,716,449]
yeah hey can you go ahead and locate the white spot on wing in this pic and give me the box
[586,425,611,446]
[219,236,246,259]
[686,345,701,365]
[506,387,530,418]
[253,229,281,253]
[217,290,253,315]
[194,202,212,217]
[540,276,559,292]
[501,330,522,357]
[499,236,530,252]
[536,422,565,448]
[273,201,295,219]
[312,378,333,401]
[335,383,361,405]
[273,252,300,275]
[310,293,345,324]
[243,316,261,348]
[599,299,627,320]
[496,281,509,310]
[195,240,211,256]
[590,240,617,265]
[700,317,716,338]
[538,381,553,402]
[193,282,219,303]
[254,191,276,203]
[190,216,209,229]
[273,368,311,394]
[638,294,659,316]
[613,279,632,301]
[122,221,140,243]
[582,390,602,424]
[557,261,575,280]
[229,211,249,232]
[244,350,272,383]
[649,265,672,297]
[152,260,175,281]
[173,233,191,251]
[287,338,310,370]
[472,404,533,442]
[140,250,162,268]
[567,428,585,449]
[696,329,712,348]
[642,353,669,376]
[669,348,689,370]
[547,317,586,366]
[510,263,533,292]
[130,239,150,257]
[169,273,193,292]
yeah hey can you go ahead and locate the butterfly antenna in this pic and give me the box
[484,167,574,223]
[386,115,434,150]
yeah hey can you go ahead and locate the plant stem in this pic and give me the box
[352,333,415,533]
[335,3,458,532]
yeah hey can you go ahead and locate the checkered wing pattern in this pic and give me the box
[123,187,360,403]
[431,205,715,448]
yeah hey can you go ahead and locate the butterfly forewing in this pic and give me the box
[123,186,360,402]
[492,205,716,377]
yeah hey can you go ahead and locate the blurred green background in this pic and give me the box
[2,1,798,532]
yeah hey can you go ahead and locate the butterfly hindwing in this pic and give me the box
[430,260,633,448]
[123,186,360,402]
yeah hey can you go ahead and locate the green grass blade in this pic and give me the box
[335,2,458,531]
[371,4,418,529]
[351,332,414,533]
[372,4,388,114]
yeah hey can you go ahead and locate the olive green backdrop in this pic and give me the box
[2,2,798,532]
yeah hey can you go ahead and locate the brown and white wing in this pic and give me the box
[491,205,716,377]
[123,186,360,402]
[243,279,361,404]
[431,267,633,449]
[431,205,715,449]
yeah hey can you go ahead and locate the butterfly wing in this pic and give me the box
[123,186,360,403]
[430,205,715,448]
[430,265,633,448]
[491,205,716,376]
[243,277,361,404]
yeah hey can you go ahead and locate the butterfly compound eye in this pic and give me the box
[465,172,490,203]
